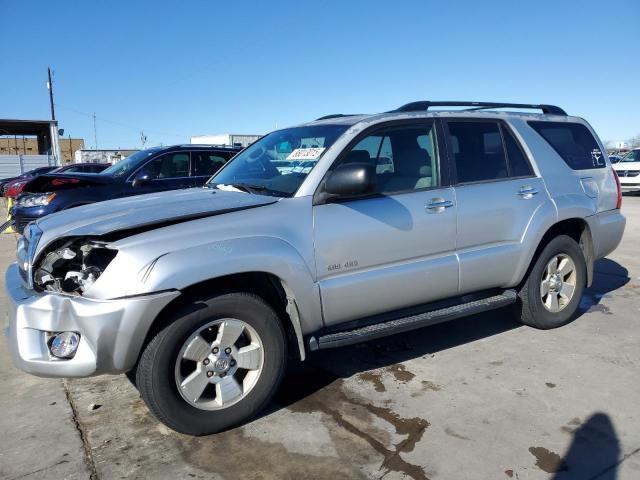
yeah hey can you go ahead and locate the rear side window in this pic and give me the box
[447,121,508,183]
[503,127,533,177]
[529,121,606,170]
[193,151,231,176]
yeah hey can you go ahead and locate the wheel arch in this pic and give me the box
[136,271,308,372]
[520,217,594,288]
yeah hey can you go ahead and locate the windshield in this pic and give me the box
[100,148,161,177]
[208,125,349,196]
[619,150,640,163]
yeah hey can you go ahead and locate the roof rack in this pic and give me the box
[394,101,567,116]
[315,114,359,121]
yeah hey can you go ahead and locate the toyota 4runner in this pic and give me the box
[5,101,626,435]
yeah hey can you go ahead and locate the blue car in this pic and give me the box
[10,144,240,233]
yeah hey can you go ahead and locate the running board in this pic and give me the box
[309,290,517,350]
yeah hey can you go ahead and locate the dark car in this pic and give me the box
[0,166,58,197]
[4,163,112,199]
[10,144,240,233]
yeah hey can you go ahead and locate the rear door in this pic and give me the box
[444,119,549,294]
[313,120,459,326]
[191,150,235,186]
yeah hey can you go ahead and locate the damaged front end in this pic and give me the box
[33,239,117,295]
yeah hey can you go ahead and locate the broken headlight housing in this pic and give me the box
[33,239,118,295]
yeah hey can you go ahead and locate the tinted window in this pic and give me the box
[144,152,190,179]
[346,123,439,193]
[101,148,160,177]
[529,121,606,170]
[447,121,508,183]
[193,152,231,176]
[503,127,533,177]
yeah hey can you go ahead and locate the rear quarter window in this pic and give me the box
[528,121,606,170]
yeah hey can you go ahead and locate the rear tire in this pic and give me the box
[136,292,287,435]
[517,235,586,329]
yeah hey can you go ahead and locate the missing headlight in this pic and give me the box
[34,239,117,294]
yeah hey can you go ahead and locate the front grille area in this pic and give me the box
[618,170,640,178]
[14,217,37,235]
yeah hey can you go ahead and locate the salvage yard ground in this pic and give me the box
[1,196,640,480]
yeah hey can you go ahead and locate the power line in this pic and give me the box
[55,103,189,138]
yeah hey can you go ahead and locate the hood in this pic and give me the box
[24,173,114,193]
[36,187,279,244]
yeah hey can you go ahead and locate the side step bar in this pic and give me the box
[309,289,517,351]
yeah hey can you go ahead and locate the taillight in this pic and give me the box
[612,168,622,209]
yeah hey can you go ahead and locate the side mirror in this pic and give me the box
[324,163,376,198]
[132,170,152,187]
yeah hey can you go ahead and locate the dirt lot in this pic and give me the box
[1,196,639,480]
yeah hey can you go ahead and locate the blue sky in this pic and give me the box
[0,0,638,149]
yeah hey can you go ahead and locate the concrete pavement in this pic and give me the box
[2,196,640,479]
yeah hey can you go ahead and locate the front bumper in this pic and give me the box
[9,204,51,235]
[5,263,179,377]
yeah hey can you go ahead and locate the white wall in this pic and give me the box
[0,155,55,180]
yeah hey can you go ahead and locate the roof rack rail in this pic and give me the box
[315,114,359,121]
[394,101,567,116]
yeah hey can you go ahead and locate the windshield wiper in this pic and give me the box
[209,182,267,193]
[230,183,267,193]
[209,182,286,197]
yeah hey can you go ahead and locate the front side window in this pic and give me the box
[344,122,439,193]
[447,121,509,183]
[143,152,190,179]
[529,121,606,170]
[209,125,348,196]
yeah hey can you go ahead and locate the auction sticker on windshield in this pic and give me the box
[287,147,325,160]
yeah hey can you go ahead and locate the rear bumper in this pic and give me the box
[5,263,179,377]
[586,209,626,260]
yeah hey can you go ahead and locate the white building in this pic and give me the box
[74,149,138,164]
[190,133,260,148]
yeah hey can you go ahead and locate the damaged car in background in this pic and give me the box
[6,101,625,436]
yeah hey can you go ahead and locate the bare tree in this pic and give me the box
[628,134,640,148]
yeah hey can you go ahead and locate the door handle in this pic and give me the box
[518,186,539,199]
[425,198,454,213]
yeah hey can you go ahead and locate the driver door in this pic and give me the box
[313,121,459,326]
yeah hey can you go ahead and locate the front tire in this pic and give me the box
[517,235,586,329]
[136,292,287,435]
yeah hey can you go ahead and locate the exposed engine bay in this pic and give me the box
[33,239,117,295]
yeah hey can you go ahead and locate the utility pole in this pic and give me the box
[47,67,56,121]
[68,134,73,163]
[93,112,98,150]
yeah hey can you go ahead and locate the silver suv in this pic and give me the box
[5,101,626,435]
